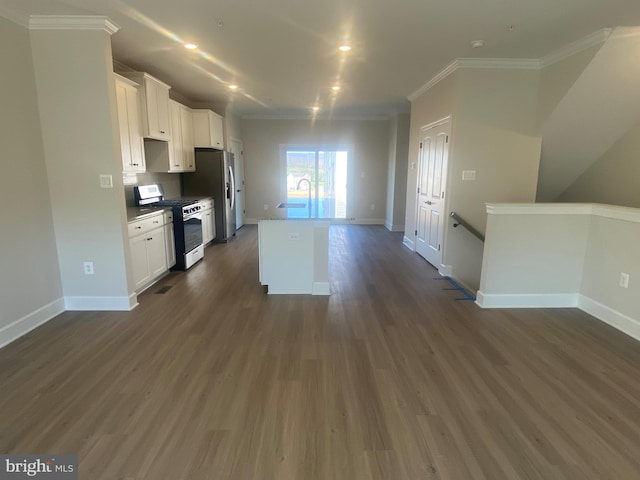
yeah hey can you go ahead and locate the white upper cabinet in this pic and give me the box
[114,74,145,173]
[145,100,195,173]
[167,100,195,172]
[192,109,224,149]
[180,105,195,171]
[120,72,171,141]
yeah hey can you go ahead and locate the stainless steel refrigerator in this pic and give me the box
[182,149,236,242]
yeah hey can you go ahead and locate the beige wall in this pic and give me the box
[557,119,640,207]
[240,118,390,222]
[478,203,640,341]
[405,68,541,291]
[30,26,134,308]
[0,17,63,340]
[537,44,601,127]
[385,114,409,231]
[536,28,640,202]
[224,107,243,147]
[405,71,460,245]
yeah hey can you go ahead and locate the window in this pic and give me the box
[283,146,349,219]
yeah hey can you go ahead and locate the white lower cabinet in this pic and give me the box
[164,211,176,268]
[129,211,171,292]
[200,199,215,245]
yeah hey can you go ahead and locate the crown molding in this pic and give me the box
[408,57,539,101]
[456,58,541,69]
[409,28,613,102]
[0,6,29,27]
[241,113,391,121]
[29,15,119,35]
[408,59,459,101]
[540,28,612,67]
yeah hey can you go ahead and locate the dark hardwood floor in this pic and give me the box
[1,225,640,479]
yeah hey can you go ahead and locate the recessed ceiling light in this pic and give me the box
[184,43,198,50]
[471,40,485,49]
[331,85,341,92]
[228,84,239,90]
[312,105,320,112]
[338,45,351,52]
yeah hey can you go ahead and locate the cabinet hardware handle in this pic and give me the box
[147,237,153,241]
[160,130,165,134]
[135,226,142,229]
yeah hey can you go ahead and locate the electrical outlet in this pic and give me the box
[264,204,269,211]
[83,261,94,275]
[619,272,630,288]
[370,203,375,211]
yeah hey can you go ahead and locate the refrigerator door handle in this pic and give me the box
[229,165,236,210]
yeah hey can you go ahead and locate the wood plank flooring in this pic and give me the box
[1,225,640,479]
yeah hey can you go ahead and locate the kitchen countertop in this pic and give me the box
[127,206,169,222]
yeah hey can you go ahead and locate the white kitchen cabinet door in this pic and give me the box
[202,208,215,245]
[192,109,224,149]
[164,213,176,268]
[115,75,145,173]
[143,76,171,140]
[120,72,171,141]
[146,228,167,278]
[181,106,195,171]
[130,234,151,290]
[128,212,170,291]
[168,100,184,172]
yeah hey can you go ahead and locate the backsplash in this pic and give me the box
[124,172,182,207]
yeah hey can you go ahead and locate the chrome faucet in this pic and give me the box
[296,178,312,218]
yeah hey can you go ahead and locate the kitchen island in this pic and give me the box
[258,219,330,295]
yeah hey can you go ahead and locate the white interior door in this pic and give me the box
[415,118,451,269]
[229,137,245,228]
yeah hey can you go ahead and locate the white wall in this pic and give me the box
[581,214,640,324]
[30,24,134,310]
[478,203,640,341]
[536,27,640,201]
[405,71,460,250]
[0,17,64,347]
[385,114,409,231]
[241,118,390,223]
[556,119,640,208]
[405,68,541,291]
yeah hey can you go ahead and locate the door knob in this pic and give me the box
[426,201,433,205]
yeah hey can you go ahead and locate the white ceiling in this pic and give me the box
[3,0,640,117]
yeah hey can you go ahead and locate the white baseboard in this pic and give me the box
[0,298,65,350]
[579,295,640,342]
[312,282,331,295]
[384,222,405,232]
[346,218,386,225]
[475,291,579,308]
[438,264,453,277]
[65,293,137,311]
[403,235,415,251]
[247,218,386,226]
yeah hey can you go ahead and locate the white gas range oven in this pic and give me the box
[134,184,205,270]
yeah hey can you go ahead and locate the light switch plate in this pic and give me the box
[99,174,113,188]
[462,170,476,181]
